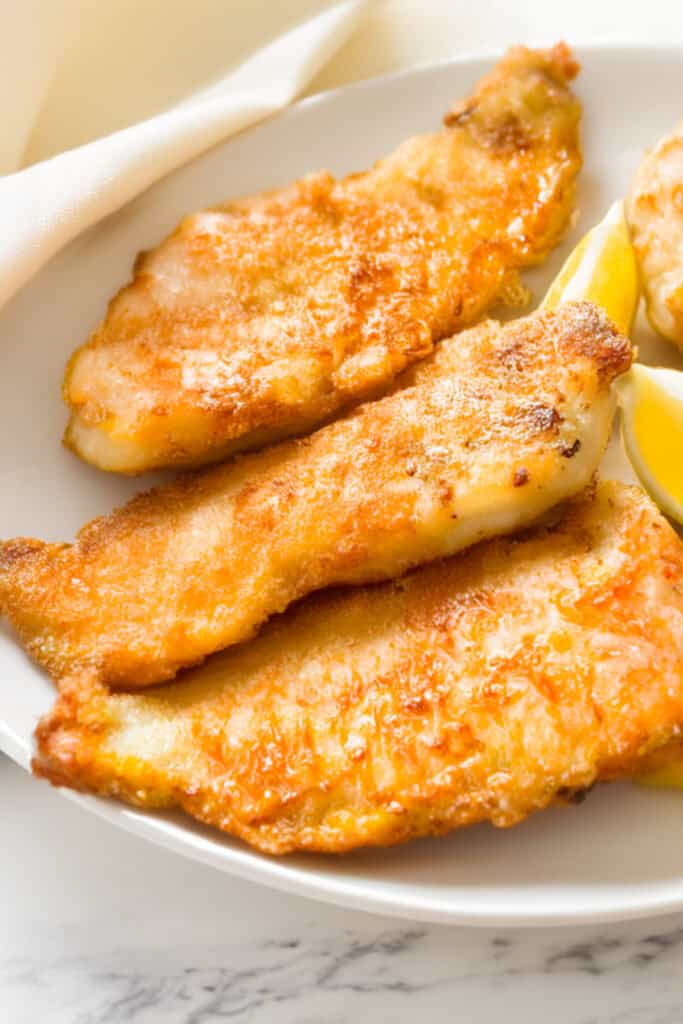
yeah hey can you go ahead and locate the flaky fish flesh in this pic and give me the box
[34,482,683,854]
[1,303,630,689]
[63,44,581,472]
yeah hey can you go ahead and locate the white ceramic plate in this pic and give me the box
[3,45,683,927]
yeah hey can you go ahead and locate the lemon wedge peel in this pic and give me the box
[541,200,639,336]
[543,205,683,792]
[638,762,683,792]
[617,364,683,526]
[621,364,683,788]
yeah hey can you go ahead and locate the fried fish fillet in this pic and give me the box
[63,44,581,473]
[627,122,683,350]
[33,482,683,855]
[0,303,631,689]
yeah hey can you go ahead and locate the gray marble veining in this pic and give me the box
[4,919,683,1023]
[3,757,683,1024]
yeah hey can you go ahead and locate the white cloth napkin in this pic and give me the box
[0,0,368,310]
[312,0,683,94]
[2,0,681,313]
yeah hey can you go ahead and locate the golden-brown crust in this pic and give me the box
[627,122,683,349]
[1,304,630,690]
[63,44,582,473]
[33,483,683,854]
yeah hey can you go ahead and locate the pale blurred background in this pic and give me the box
[4,3,683,1022]
[5,0,683,173]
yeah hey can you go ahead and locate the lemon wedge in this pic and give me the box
[543,206,683,791]
[541,200,639,335]
[617,364,683,525]
[623,365,683,789]
[640,762,683,791]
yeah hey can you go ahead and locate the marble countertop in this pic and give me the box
[4,8,683,1023]
[3,756,683,1023]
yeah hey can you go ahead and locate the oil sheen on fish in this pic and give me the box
[627,122,683,350]
[63,44,582,473]
[33,483,683,854]
[0,303,631,689]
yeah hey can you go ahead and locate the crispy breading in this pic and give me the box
[63,44,582,473]
[0,304,630,689]
[33,483,683,855]
[627,122,683,350]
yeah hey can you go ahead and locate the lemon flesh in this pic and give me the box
[544,206,683,791]
[618,364,683,525]
[621,364,683,789]
[640,763,683,791]
[541,200,639,335]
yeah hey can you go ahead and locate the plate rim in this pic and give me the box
[4,40,683,927]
